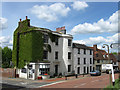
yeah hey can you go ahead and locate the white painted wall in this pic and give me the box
[47,33,73,76]
[73,48,93,74]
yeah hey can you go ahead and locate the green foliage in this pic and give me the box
[104,79,120,89]
[32,31,44,62]
[12,19,44,68]
[2,47,12,68]
[111,52,117,55]
[12,19,60,68]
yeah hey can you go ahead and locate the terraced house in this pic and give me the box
[72,43,93,75]
[12,16,73,80]
[89,45,112,72]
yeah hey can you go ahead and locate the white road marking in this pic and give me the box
[74,83,86,88]
[37,81,66,88]
[91,80,99,82]
[21,82,28,85]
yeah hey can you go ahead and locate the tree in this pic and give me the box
[111,52,117,55]
[2,47,12,68]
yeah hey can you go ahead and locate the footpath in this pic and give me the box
[2,74,90,83]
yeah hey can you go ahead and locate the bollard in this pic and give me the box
[65,76,67,80]
[75,74,78,78]
[83,73,84,77]
[113,82,115,86]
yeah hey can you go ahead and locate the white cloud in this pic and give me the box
[73,33,120,45]
[0,17,8,30]
[29,3,70,22]
[0,36,13,46]
[71,11,118,34]
[71,1,88,11]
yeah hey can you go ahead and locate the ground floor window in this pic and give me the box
[39,68,50,75]
[39,64,50,75]
[21,68,26,73]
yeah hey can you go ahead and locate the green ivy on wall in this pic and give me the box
[12,20,44,68]
[12,19,60,68]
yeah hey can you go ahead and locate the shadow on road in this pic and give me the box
[1,83,27,90]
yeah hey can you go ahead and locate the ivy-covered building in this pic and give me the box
[12,16,73,80]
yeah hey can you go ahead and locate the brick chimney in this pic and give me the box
[18,16,30,27]
[93,44,97,51]
[56,26,66,34]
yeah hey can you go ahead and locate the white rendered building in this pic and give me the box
[72,43,94,75]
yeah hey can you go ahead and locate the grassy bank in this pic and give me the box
[104,78,120,90]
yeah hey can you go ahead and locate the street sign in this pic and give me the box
[102,64,115,83]
[102,64,113,70]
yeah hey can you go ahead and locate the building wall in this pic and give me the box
[73,48,93,74]
[94,60,111,71]
[46,33,73,76]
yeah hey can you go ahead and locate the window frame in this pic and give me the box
[78,58,80,65]
[84,58,86,64]
[68,52,71,59]
[68,65,71,72]
[68,39,72,46]
[55,51,58,60]
[78,48,80,54]
[43,50,48,59]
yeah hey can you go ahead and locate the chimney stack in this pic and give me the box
[26,16,28,20]
[93,44,97,51]
[56,26,66,34]
[20,19,22,22]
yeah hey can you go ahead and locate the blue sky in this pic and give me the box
[1,1,119,51]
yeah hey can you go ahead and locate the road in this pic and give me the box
[1,73,119,89]
[40,73,119,88]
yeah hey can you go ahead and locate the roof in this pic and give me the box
[73,43,93,50]
[109,53,117,62]
[89,46,108,60]
[113,54,120,62]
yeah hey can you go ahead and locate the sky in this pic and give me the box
[0,1,120,52]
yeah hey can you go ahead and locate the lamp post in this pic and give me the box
[102,44,112,86]
[110,43,120,85]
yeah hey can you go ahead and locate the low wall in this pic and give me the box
[0,68,15,77]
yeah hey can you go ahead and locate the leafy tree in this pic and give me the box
[2,47,12,68]
[111,52,117,55]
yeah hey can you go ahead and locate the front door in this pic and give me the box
[55,65,58,75]
[87,67,89,74]
[77,67,80,74]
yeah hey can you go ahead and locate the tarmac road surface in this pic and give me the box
[39,73,119,88]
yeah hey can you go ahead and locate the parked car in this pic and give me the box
[106,69,111,74]
[90,70,101,76]
[106,69,120,74]
[114,70,120,73]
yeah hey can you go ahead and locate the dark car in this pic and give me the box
[106,69,120,74]
[106,69,111,74]
[90,70,101,76]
